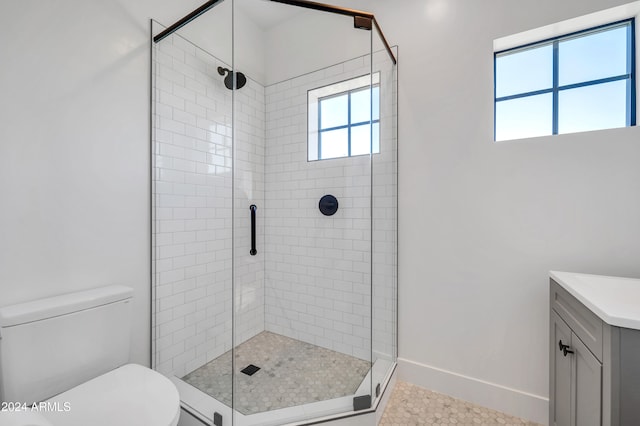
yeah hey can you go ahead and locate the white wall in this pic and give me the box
[176,1,267,84]
[0,0,190,366]
[395,0,640,420]
[264,10,371,86]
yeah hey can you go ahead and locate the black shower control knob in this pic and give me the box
[319,195,338,216]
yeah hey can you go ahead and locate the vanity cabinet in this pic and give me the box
[550,309,601,426]
[549,273,640,426]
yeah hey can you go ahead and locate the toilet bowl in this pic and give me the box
[41,364,179,426]
[0,286,180,426]
[0,411,53,426]
[0,365,178,426]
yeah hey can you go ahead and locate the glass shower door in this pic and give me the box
[231,0,374,424]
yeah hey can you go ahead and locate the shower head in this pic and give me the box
[217,66,247,90]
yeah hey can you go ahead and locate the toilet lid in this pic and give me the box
[41,364,180,426]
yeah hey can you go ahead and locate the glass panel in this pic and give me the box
[372,122,380,154]
[559,24,629,86]
[370,40,397,407]
[559,80,628,134]
[320,128,349,159]
[496,44,553,98]
[373,86,380,121]
[320,94,348,128]
[232,0,383,423]
[495,93,553,141]
[151,5,234,424]
[240,2,374,421]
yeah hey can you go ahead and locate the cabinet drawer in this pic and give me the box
[551,279,603,361]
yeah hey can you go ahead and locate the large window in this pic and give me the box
[308,74,380,161]
[495,20,636,141]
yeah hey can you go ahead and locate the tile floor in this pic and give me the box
[182,333,540,425]
[379,381,541,426]
[182,331,370,415]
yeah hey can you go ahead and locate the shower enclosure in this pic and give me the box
[151,1,397,424]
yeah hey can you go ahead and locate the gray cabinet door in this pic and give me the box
[551,311,573,426]
[572,332,602,426]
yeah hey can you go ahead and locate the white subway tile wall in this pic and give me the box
[152,33,397,380]
[152,33,265,379]
[263,50,397,361]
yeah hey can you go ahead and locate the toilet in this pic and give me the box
[0,286,180,426]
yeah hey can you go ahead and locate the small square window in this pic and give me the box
[495,20,636,141]
[308,74,380,161]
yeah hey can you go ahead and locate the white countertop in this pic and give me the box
[550,271,640,330]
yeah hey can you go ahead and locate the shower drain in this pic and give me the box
[241,364,260,376]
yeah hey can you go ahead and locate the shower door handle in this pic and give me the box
[250,205,257,256]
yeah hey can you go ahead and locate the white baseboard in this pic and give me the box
[397,358,548,426]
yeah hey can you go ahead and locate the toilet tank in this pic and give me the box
[0,285,133,403]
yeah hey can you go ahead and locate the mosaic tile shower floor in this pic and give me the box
[182,331,370,415]
[379,381,542,426]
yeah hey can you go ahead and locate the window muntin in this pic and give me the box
[495,20,635,141]
[308,74,380,161]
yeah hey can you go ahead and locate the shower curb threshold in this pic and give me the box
[175,361,397,426]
